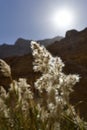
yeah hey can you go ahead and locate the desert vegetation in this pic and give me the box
[0,41,87,130]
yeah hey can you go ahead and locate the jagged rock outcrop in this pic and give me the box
[65,29,78,37]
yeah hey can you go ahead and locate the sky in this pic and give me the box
[0,0,87,44]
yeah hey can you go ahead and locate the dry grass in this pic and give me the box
[0,42,87,130]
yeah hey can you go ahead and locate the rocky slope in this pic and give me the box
[0,36,62,58]
[1,28,87,120]
[47,28,87,120]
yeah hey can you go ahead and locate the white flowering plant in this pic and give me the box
[0,41,87,130]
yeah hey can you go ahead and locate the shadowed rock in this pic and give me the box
[65,29,78,38]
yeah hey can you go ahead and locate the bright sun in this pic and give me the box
[52,8,74,29]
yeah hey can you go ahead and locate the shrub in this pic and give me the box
[0,41,87,130]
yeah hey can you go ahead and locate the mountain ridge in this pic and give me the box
[0,36,62,58]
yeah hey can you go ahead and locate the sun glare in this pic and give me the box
[52,8,75,29]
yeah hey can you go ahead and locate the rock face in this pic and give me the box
[0,36,62,58]
[65,29,78,37]
[0,59,12,91]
